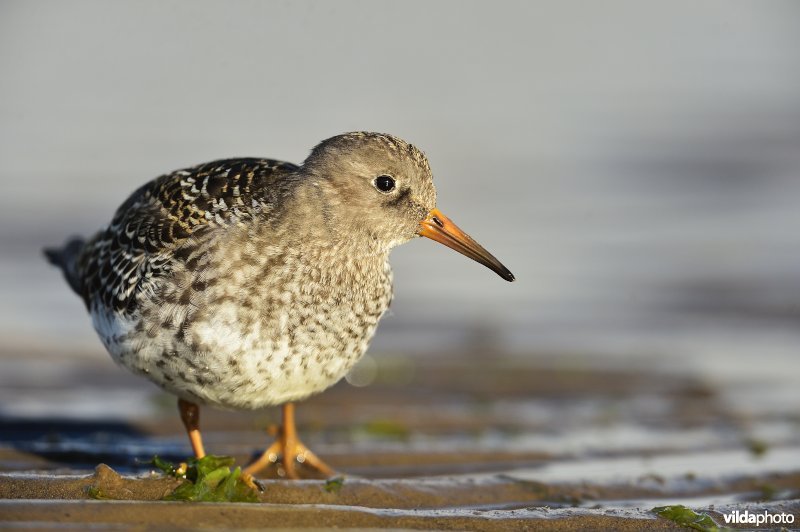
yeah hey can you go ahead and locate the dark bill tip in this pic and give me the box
[419,208,515,282]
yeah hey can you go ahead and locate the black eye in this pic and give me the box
[374,175,396,193]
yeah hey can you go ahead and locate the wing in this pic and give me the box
[76,158,300,313]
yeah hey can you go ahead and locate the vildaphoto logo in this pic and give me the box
[722,509,795,526]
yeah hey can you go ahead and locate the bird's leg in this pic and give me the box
[281,402,299,478]
[243,402,336,479]
[178,399,263,492]
[178,398,206,459]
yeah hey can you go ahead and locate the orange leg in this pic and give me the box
[178,399,261,492]
[178,398,206,459]
[243,402,335,479]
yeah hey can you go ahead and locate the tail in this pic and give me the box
[44,237,86,296]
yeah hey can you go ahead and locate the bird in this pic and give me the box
[45,132,515,480]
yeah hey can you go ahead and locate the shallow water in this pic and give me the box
[1,350,798,527]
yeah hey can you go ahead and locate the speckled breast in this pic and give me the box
[92,237,394,410]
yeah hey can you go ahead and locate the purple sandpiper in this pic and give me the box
[45,132,514,479]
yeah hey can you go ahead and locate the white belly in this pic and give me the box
[91,290,385,410]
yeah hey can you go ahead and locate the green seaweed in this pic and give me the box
[151,455,259,503]
[745,438,769,458]
[652,505,720,532]
[149,455,178,476]
[757,483,777,501]
[362,419,410,440]
[86,485,109,500]
[324,476,345,493]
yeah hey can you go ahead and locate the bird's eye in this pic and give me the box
[374,175,396,193]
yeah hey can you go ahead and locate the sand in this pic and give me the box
[1,350,799,529]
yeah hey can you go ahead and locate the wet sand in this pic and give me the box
[1,349,799,529]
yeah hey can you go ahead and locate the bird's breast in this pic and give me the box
[185,245,393,407]
[102,239,394,409]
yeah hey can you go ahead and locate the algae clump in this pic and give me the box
[150,455,259,503]
[323,476,345,493]
[652,505,720,532]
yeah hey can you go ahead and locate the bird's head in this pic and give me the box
[302,132,514,282]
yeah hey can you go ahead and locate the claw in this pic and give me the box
[241,472,264,492]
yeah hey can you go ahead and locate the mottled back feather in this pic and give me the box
[66,158,300,313]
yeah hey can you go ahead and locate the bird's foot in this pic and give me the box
[243,427,336,479]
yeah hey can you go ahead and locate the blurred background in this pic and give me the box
[1,1,799,479]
